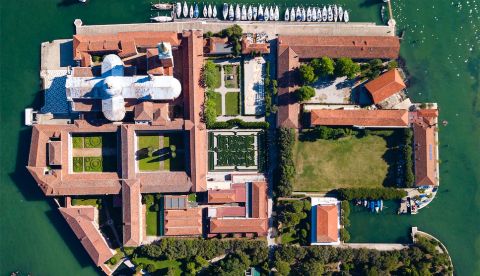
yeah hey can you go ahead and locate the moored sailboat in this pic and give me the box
[264,6,270,21]
[151,15,173,22]
[327,5,333,21]
[176,2,182,18]
[253,5,258,20]
[212,5,217,18]
[338,6,344,22]
[274,5,279,21]
[285,7,290,21]
[207,4,212,18]
[183,1,188,18]
[235,4,241,21]
[258,5,264,21]
[269,6,274,21]
[322,6,327,21]
[229,4,234,20]
[343,10,349,22]
[247,5,253,21]
[203,4,208,17]
[241,5,247,20]
[312,7,317,22]
[223,3,228,20]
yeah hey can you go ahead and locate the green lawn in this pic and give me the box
[71,133,117,172]
[214,65,222,88]
[293,134,393,191]
[132,257,182,275]
[225,92,240,116]
[146,210,159,236]
[138,135,161,171]
[223,64,240,89]
[71,198,99,207]
[212,92,222,115]
[137,133,185,172]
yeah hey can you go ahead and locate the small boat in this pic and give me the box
[274,5,279,21]
[223,3,228,20]
[241,5,247,20]
[229,4,234,20]
[312,7,317,22]
[212,5,217,18]
[264,6,269,21]
[285,8,290,21]
[301,7,306,21]
[208,4,212,18]
[333,5,338,22]
[247,5,252,21]
[369,201,375,212]
[380,200,383,211]
[253,5,258,20]
[235,4,241,21]
[258,5,264,21]
[183,2,188,18]
[269,6,274,21]
[152,3,173,10]
[328,5,333,22]
[317,7,322,22]
[295,7,301,21]
[203,4,208,18]
[338,6,344,22]
[344,10,349,22]
[363,200,368,207]
[176,2,182,18]
[151,15,173,22]
[190,5,195,18]
[322,6,327,21]
[306,7,312,22]
[290,8,295,22]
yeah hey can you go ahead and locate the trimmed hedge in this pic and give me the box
[336,187,407,200]
[207,118,269,129]
[275,128,296,197]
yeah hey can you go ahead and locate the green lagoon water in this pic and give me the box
[0,0,479,275]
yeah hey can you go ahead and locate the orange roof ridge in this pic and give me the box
[365,69,406,104]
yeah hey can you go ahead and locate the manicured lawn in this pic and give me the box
[71,133,117,172]
[138,135,161,171]
[137,133,185,172]
[71,198,99,206]
[214,65,222,88]
[212,91,222,115]
[293,134,393,191]
[72,137,84,148]
[132,257,182,275]
[225,92,240,116]
[146,210,159,236]
[224,65,239,89]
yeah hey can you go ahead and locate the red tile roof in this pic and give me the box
[251,182,267,219]
[164,208,203,236]
[59,206,115,266]
[365,69,406,103]
[215,206,246,218]
[315,205,339,243]
[241,39,270,55]
[122,179,142,246]
[412,109,439,186]
[48,141,62,166]
[208,183,246,204]
[277,46,300,128]
[278,36,400,59]
[310,109,409,127]
[209,218,268,235]
[134,101,154,121]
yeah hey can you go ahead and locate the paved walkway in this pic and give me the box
[338,243,409,251]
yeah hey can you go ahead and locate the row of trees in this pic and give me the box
[404,128,415,187]
[340,200,351,242]
[275,128,296,197]
[264,61,278,116]
[273,239,452,276]
[299,57,361,85]
[360,59,398,80]
[336,187,407,200]
[276,200,311,245]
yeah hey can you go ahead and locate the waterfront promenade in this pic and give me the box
[75,19,395,38]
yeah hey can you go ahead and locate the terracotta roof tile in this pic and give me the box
[122,179,142,246]
[365,69,406,103]
[277,46,300,128]
[48,141,62,166]
[209,218,268,235]
[251,181,267,219]
[164,208,203,236]
[412,110,438,186]
[314,205,339,243]
[310,109,409,127]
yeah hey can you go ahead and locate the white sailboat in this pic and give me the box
[317,7,322,22]
[203,4,208,18]
[212,5,217,18]
[301,7,306,21]
[312,7,317,22]
[274,5,279,21]
[189,5,194,18]
[290,7,295,22]
[241,5,247,20]
[235,4,241,21]
[223,3,228,20]
[208,4,212,18]
[264,6,269,21]
[343,10,349,22]
[176,2,182,18]
[253,6,258,20]
[183,2,188,18]
[327,5,333,22]
[258,5,264,21]
[306,7,312,22]
[322,6,327,22]
[338,6,343,22]
[296,7,301,21]
[285,8,290,21]
[269,6,274,21]
[333,5,338,22]
[247,5,253,21]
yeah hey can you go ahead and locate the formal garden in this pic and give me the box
[136,132,185,172]
[71,133,117,173]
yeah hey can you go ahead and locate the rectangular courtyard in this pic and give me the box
[136,132,185,172]
[71,133,117,173]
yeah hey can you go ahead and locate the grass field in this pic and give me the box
[146,209,159,236]
[293,134,396,191]
[212,91,222,115]
[137,133,185,172]
[225,92,240,116]
[214,65,222,88]
[138,135,161,171]
[132,257,182,275]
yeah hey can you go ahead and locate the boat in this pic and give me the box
[322,6,327,21]
[183,2,188,18]
[369,201,375,212]
[343,10,349,22]
[241,5,247,21]
[264,6,269,21]
[317,7,322,22]
[223,3,228,20]
[229,4,234,20]
[363,200,368,207]
[208,4,212,18]
[290,8,295,22]
[253,5,258,20]
[306,7,312,22]
[152,3,173,10]
[375,203,380,213]
[176,2,182,18]
[151,15,173,22]
[203,4,208,18]
[269,6,274,21]
[190,5,195,18]
[247,5,252,21]
[258,5,264,21]
[235,4,240,21]
[274,5,279,21]
[338,6,344,22]
[295,7,301,21]
[301,7,306,21]
[327,5,333,22]
[380,200,383,211]
[212,5,217,18]
[333,5,338,22]
[285,8,289,21]
[312,7,317,22]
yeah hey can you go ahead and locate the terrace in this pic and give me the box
[71,133,118,173]
[135,132,185,172]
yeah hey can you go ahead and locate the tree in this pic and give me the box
[298,64,317,84]
[296,85,316,102]
[298,260,324,276]
[335,58,360,79]
[275,260,291,276]
[146,264,155,273]
[202,61,220,89]
[387,60,398,70]
[311,57,335,77]
[204,89,218,125]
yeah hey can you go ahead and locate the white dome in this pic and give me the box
[101,54,124,76]
[102,95,126,121]
[103,76,122,97]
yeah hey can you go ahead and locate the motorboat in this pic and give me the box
[208,4,212,18]
[235,4,241,21]
[241,5,247,20]
[151,15,173,22]
[203,4,208,18]
[306,7,312,22]
[274,5,279,21]
[264,6,269,21]
[253,5,258,20]
[333,5,338,22]
[344,10,349,22]
[212,5,217,17]
[338,6,344,22]
[322,6,327,21]
[301,7,306,21]
[380,200,383,211]
[363,200,368,207]
[258,5,264,21]
[223,3,228,20]
[190,5,195,18]
[247,5,253,21]
[193,3,199,18]
[312,7,317,22]
[183,2,188,18]
[229,4,234,20]
[269,6,274,21]
[176,2,182,18]
[152,3,173,10]
[328,5,333,22]
[317,7,322,22]
[285,8,290,21]
[290,7,295,21]
[295,7,301,21]
[369,201,375,212]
